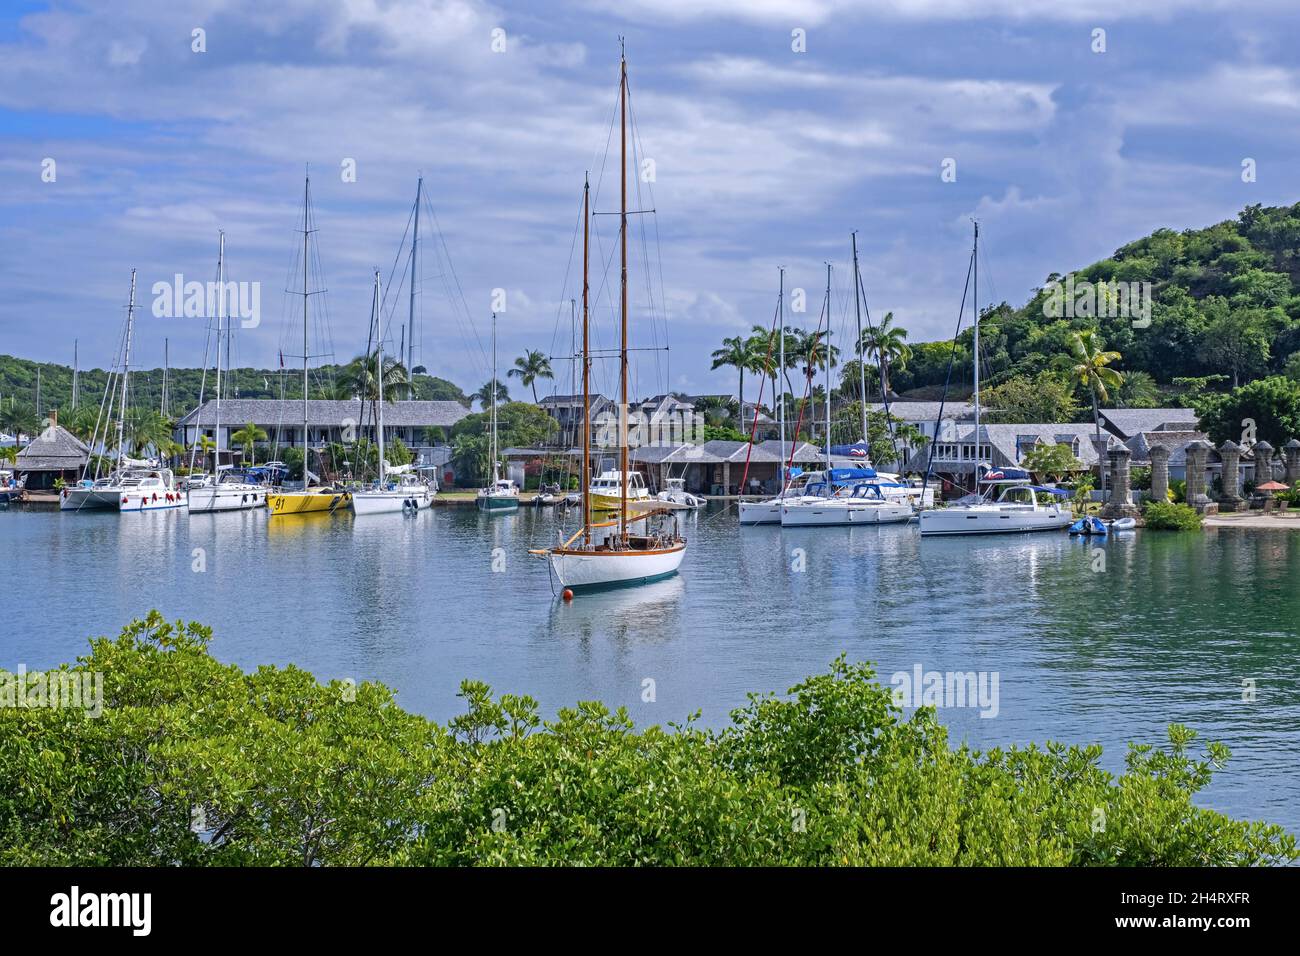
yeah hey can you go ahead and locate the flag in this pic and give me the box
[278,349,284,369]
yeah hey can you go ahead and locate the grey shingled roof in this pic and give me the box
[15,424,90,471]
[1098,408,1198,439]
[868,401,977,422]
[1125,430,1211,467]
[176,399,470,429]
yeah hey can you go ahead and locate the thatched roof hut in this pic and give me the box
[15,421,89,489]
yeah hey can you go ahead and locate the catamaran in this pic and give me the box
[351,270,434,515]
[780,470,913,526]
[189,232,265,513]
[61,270,189,513]
[532,50,686,591]
[476,311,520,513]
[267,172,350,517]
[919,224,1072,537]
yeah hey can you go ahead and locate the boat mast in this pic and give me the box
[161,338,169,418]
[213,231,224,478]
[778,267,785,490]
[851,233,868,446]
[117,269,137,472]
[619,46,629,544]
[972,220,980,490]
[71,339,78,410]
[823,262,832,470]
[490,311,498,483]
[302,172,311,487]
[374,269,385,483]
[582,175,591,546]
[408,176,421,377]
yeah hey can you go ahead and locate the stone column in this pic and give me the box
[723,461,731,496]
[1149,444,1170,504]
[1184,440,1215,514]
[1285,439,1300,486]
[1102,445,1140,517]
[1218,440,1243,512]
[1251,440,1274,509]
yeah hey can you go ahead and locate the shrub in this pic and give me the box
[1143,500,1203,530]
[2,615,1291,867]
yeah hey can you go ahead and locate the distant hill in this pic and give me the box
[0,354,469,419]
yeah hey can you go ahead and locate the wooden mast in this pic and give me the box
[619,45,629,545]
[582,174,591,547]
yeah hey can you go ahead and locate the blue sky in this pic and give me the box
[1,0,1299,401]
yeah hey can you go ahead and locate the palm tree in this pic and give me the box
[711,335,750,434]
[1068,329,1123,496]
[859,311,910,398]
[124,408,174,458]
[507,350,554,403]
[230,421,268,465]
[0,401,39,439]
[694,395,738,428]
[474,379,509,411]
[0,445,16,466]
[63,405,101,444]
[197,434,216,470]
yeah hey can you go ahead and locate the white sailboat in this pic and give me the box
[190,232,266,513]
[61,270,189,513]
[351,270,434,515]
[738,267,797,525]
[919,223,1071,537]
[533,51,686,591]
[476,311,520,512]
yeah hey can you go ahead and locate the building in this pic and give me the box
[631,439,824,495]
[14,418,90,490]
[174,399,470,470]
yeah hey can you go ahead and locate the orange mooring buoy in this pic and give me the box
[562,588,574,602]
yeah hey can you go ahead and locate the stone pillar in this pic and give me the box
[723,461,731,496]
[1102,445,1140,517]
[1149,444,1170,504]
[1184,440,1215,514]
[1285,439,1300,487]
[1217,440,1243,512]
[1253,440,1275,487]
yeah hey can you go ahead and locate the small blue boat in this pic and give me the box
[1069,516,1108,536]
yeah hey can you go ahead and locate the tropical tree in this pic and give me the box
[507,350,554,403]
[858,311,911,397]
[230,421,268,465]
[1067,329,1123,494]
[0,401,39,439]
[124,408,175,459]
[694,396,738,429]
[0,445,16,466]
[338,352,413,439]
[1021,442,1085,482]
[474,379,509,411]
[711,336,750,434]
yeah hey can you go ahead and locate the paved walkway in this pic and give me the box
[1205,512,1300,530]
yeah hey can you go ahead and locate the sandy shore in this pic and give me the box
[1205,513,1300,530]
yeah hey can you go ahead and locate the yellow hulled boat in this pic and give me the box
[267,488,351,516]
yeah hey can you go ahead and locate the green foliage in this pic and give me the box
[1020,442,1084,480]
[229,421,267,465]
[506,350,554,403]
[1143,500,1203,531]
[1196,375,1300,446]
[450,402,555,483]
[701,424,747,442]
[3,628,1293,867]
[983,371,1080,424]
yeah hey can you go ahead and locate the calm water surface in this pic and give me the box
[2,503,1298,834]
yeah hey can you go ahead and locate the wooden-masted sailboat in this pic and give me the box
[531,50,687,592]
[475,311,520,512]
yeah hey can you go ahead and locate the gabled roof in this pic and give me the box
[1124,430,1211,466]
[176,399,470,429]
[1098,408,1198,439]
[15,424,90,471]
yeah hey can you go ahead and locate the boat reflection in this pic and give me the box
[545,574,685,644]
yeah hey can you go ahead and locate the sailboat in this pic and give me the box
[919,223,1072,536]
[531,50,686,591]
[351,270,434,515]
[190,232,266,513]
[267,172,351,517]
[781,264,911,527]
[475,311,520,512]
[61,270,188,512]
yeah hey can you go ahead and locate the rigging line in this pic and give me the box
[918,246,975,506]
[854,256,900,465]
[545,184,586,369]
[377,200,416,348]
[422,192,491,384]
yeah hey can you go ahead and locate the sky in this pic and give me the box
[1,0,1299,402]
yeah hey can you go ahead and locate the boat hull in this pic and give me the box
[188,486,266,513]
[267,490,350,516]
[546,541,686,590]
[780,501,913,526]
[476,493,519,512]
[590,492,653,511]
[351,489,433,515]
[738,499,782,525]
[919,506,1072,536]
[61,487,188,511]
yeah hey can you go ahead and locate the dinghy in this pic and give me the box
[1069,515,1108,536]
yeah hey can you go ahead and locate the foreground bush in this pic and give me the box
[1,613,1294,866]
[1143,500,1203,531]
